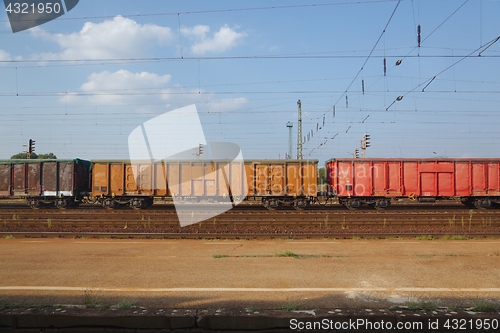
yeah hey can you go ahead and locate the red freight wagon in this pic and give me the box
[326,158,500,209]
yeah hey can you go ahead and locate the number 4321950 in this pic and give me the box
[6,2,62,14]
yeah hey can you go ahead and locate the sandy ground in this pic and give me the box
[0,237,499,310]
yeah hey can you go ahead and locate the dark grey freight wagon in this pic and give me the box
[0,159,91,208]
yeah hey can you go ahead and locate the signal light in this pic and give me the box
[196,143,204,156]
[29,139,35,153]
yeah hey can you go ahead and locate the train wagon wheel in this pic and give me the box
[474,198,492,209]
[29,199,41,209]
[131,198,146,210]
[55,199,71,210]
[293,199,309,210]
[374,199,391,210]
[262,198,279,210]
[343,199,361,210]
[103,198,116,210]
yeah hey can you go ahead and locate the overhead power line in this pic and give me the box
[0,0,401,24]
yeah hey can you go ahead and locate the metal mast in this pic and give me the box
[297,100,303,159]
[286,122,293,159]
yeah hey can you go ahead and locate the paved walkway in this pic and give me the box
[1,238,499,309]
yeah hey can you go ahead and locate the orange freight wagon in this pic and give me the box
[91,159,318,209]
[326,158,500,209]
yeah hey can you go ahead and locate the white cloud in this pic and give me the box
[64,70,249,114]
[39,16,173,60]
[181,24,247,55]
[206,97,249,113]
[0,50,12,61]
[65,70,171,105]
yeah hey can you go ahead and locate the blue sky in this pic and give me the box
[0,0,499,164]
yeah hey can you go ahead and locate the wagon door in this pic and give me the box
[419,162,454,197]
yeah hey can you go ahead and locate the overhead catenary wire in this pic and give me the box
[303,0,490,156]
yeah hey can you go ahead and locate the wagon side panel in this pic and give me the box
[471,162,487,196]
[92,162,110,196]
[41,162,57,197]
[154,162,167,197]
[110,163,125,196]
[12,164,27,197]
[269,163,285,196]
[487,162,500,196]
[228,161,246,198]
[244,164,255,197]
[27,163,41,196]
[58,162,75,196]
[301,162,318,197]
[454,161,470,197]
[0,164,11,196]
[352,161,372,197]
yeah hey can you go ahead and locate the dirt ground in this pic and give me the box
[0,237,499,310]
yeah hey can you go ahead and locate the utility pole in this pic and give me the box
[297,100,303,159]
[286,122,293,159]
[361,133,370,158]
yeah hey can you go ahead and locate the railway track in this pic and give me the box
[1,203,498,237]
[0,207,498,226]
[1,231,499,240]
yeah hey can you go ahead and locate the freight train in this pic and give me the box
[1,158,499,210]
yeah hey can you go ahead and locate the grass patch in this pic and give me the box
[98,302,111,311]
[282,301,301,312]
[215,252,330,259]
[82,288,99,308]
[36,303,52,309]
[212,254,229,259]
[275,251,325,259]
[406,301,438,311]
[415,235,434,240]
[117,299,136,309]
[441,235,469,240]
[473,301,499,312]
[416,254,435,258]
[276,250,299,258]
[4,235,15,239]
[352,236,361,241]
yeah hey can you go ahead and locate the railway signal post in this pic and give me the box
[27,139,35,159]
[361,134,370,158]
